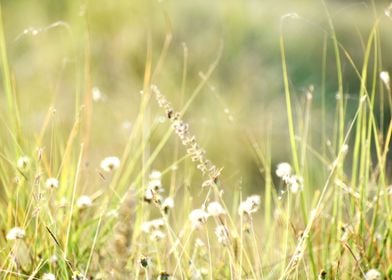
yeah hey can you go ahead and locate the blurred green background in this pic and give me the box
[1,0,392,192]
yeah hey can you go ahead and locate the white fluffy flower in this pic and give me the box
[17,156,31,171]
[276,162,292,178]
[380,71,390,86]
[45,178,59,189]
[238,195,261,216]
[162,197,174,211]
[92,87,106,102]
[341,144,349,154]
[148,179,163,191]
[42,273,56,280]
[215,225,230,245]
[6,227,26,240]
[100,156,120,172]
[145,171,162,191]
[365,269,382,280]
[76,195,92,209]
[147,170,163,192]
[286,175,304,193]
[207,201,226,216]
[189,208,209,229]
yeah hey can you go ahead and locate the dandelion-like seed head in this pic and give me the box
[247,195,261,206]
[238,195,261,216]
[207,201,226,216]
[148,179,163,192]
[147,170,164,194]
[17,156,31,171]
[286,175,304,194]
[215,225,230,245]
[143,188,154,203]
[141,222,151,233]
[100,156,120,172]
[365,269,382,280]
[341,144,349,154]
[6,227,26,240]
[276,162,292,178]
[42,273,56,280]
[380,71,390,86]
[45,177,59,189]
[189,208,209,229]
[162,197,174,213]
[92,86,105,102]
[76,195,92,209]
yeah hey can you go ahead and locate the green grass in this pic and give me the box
[0,1,391,279]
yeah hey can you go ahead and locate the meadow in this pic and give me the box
[0,0,391,279]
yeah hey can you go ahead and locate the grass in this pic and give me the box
[0,1,391,279]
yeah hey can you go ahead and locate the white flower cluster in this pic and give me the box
[162,197,174,213]
[207,201,226,216]
[238,195,261,216]
[143,171,175,214]
[6,227,26,240]
[189,208,209,230]
[215,225,230,245]
[189,201,226,230]
[276,162,303,193]
[144,170,164,203]
[141,218,166,241]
